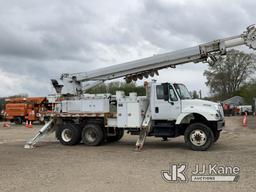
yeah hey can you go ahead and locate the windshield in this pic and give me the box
[174,84,192,99]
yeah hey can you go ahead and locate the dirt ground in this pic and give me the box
[0,116,255,192]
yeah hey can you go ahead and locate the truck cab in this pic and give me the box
[149,82,225,150]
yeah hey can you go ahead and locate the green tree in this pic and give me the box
[86,81,146,96]
[0,98,5,112]
[234,79,256,104]
[204,49,256,100]
[7,94,28,98]
[191,90,199,99]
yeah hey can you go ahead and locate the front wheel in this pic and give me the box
[184,123,214,151]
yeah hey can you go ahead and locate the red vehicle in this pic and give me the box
[4,97,48,124]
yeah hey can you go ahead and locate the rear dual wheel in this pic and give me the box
[82,124,104,146]
[56,123,81,145]
[57,123,105,146]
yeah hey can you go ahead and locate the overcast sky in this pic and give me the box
[0,0,255,97]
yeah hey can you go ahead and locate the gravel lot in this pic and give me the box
[0,116,255,192]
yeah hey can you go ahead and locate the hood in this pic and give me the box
[181,99,218,107]
[181,99,224,118]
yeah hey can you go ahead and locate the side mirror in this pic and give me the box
[162,83,169,101]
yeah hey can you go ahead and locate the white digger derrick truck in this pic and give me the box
[25,25,256,151]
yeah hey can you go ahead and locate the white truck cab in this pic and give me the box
[151,82,224,123]
[146,82,225,150]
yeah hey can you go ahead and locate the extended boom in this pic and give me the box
[52,25,256,95]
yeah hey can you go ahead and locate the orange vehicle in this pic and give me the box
[4,97,49,124]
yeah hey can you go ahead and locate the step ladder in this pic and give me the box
[24,119,55,149]
[135,105,151,151]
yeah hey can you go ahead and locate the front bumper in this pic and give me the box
[217,119,225,131]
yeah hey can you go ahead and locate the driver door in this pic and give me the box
[152,84,181,120]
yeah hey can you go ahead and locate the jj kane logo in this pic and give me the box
[161,163,240,182]
[161,163,188,182]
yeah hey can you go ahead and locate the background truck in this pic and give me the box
[4,97,50,124]
[25,25,256,151]
[237,105,253,115]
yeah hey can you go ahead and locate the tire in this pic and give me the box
[214,131,220,143]
[14,117,23,125]
[82,123,104,146]
[107,129,124,142]
[56,123,81,145]
[184,123,214,151]
[55,125,61,141]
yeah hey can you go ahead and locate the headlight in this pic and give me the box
[216,109,223,119]
[215,104,223,119]
[215,113,220,120]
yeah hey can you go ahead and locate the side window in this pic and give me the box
[169,86,178,101]
[156,85,164,100]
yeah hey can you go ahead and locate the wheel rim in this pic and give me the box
[85,129,97,143]
[61,129,72,142]
[190,129,207,146]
